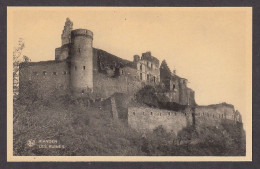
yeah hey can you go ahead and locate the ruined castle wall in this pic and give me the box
[179,79,189,105]
[194,104,236,126]
[19,61,70,98]
[92,50,142,98]
[55,44,70,61]
[92,70,142,99]
[128,106,188,135]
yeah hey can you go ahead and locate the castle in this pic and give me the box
[19,18,195,106]
[19,18,241,134]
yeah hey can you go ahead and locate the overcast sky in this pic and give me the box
[8,7,252,120]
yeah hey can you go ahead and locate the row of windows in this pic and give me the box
[140,63,155,71]
[74,66,86,71]
[199,112,226,119]
[139,73,156,82]
[33,71,69,76]
[132,111,179,116]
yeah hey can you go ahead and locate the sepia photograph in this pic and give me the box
[7,7,252,161]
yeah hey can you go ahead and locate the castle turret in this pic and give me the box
[61,18,73,46]
[70,29,93,96]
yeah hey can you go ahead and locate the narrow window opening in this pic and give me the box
[140,73,142,80]
[172,84,175,90]
[75,66,77,70]
[63,71,67,75]
[151,112,153,115]
[53,72,57,75]
[83,66,86,70]
[133,112,135,115]
[168,112,171,115]
[78,48,81,53]
[43,71,47,76]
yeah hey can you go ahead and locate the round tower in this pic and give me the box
[70,29,93,96]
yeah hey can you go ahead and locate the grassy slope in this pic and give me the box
[13,95,246,156]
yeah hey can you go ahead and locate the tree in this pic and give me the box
[13,38,30,99]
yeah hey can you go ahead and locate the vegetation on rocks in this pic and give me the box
[13,93,245,156]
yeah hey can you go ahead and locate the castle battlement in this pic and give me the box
[71,29,93,39]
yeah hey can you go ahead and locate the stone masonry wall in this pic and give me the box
[19,60,70,98]
[128,106,188,135]
[194,104,238,127]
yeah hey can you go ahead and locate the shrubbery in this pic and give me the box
[13,92,245,156]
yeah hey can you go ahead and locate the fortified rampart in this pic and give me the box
[127,103,241,134]
[128,106,191,135]
[19,60,70,98]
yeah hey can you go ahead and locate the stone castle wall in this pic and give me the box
[127,103,240,134]
[128,106,189,135]
[19,60,70,98]
[194,104,240,126]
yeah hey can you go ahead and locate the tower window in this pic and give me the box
[172,84,175,90]
[75,66,77,70]
[121,69,124,74]
[83,66,86,70]
[140,73,142,80]
[140,64,142,71]
[151,112,153,115]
